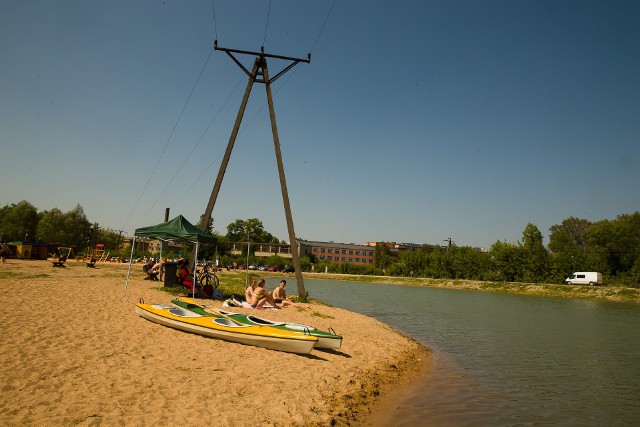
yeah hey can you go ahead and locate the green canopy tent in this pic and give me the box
[124,215,217,297]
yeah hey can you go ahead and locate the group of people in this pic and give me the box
[243,278,294,309]
[142,257,165,281]
[142,255,294,307]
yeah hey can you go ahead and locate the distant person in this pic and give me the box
[147,259,163,281]
[142,258,154,273]
[249,279,280,310]
[0,243,8,263]
[155,257,167,281]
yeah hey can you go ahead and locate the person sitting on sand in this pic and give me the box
[152,257,166,281]
[177,259,203,295]
[245,278,256,302]
[142,258,155,274]
[249,279,280,310]
[273,280,294,306]
[147,259,163,281]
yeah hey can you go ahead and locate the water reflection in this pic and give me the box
[267,278,640,426]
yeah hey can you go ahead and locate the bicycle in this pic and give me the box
[196,261,220,290]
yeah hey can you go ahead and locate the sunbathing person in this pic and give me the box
[272,280,294,306]
[248,279,280,310]
[245,278,256,302]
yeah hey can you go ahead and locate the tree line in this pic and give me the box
[0,201,282,261]
[2,200,638,287]
[205,212,640,287]
[368,214,639,287]
[0,201,123,252]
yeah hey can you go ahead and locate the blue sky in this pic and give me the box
[1,0,638,249]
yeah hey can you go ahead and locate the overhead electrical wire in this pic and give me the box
[122,47,215,231]
[211,0,218,41]
[137,77,244,225]
[130,0,338,227]
[262,0,272,47]
[311,0,337,53]
[169,66,301,211]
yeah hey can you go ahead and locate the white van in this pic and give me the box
[565,272,603,286]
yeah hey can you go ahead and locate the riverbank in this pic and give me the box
[0,259,430,426]
[300,271,640,304]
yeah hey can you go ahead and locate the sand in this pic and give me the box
[0,259,430,426]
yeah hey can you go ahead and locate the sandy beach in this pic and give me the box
[0,259,430,426]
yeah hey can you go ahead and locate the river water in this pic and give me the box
[267,278,640,426]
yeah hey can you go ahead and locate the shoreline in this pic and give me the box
[298,271,640,304]
[0,260,431,426]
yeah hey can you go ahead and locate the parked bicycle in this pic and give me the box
[196,261,219,290]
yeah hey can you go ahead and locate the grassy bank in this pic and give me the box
[301,272,640,304]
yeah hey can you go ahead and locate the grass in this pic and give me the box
[0,270,50,280]
[303,271,640,304]
[310,311,335,319]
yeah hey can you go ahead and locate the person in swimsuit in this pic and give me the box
[245,279,256,302]
[272,280,294,306]
[248,279,280,310]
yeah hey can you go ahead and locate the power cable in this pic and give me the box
[136,76,244,226]
[310,0,337,53]
[169,66,301,212]
[122,47,215,230]
[211,0,219,41]
[262,0,272,46]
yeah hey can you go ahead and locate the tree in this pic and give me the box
[548,217,591,254]
[198,214,214,234]
[36,208,66,244]
[96,228,125,252]
[521,223,549,282]
[374,242,393,270]
[586,213,640,276]
[226,218,277,243]
[0,201,39,242]
[548,217,592,282]
[61,205,92,248]
[490,240,524,282]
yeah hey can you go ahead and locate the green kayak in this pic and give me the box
[172,298,342,349]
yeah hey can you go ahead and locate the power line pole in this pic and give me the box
[444,237,452,253]
[199,41,311,300]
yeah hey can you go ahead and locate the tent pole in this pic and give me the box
[193,242,199,299]
[159,245,163,283]
[124,236,136,296]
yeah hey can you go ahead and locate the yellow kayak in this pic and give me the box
[135,303,318,354]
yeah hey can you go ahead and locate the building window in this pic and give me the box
[320,248,326,253]
[328,249,333,253]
